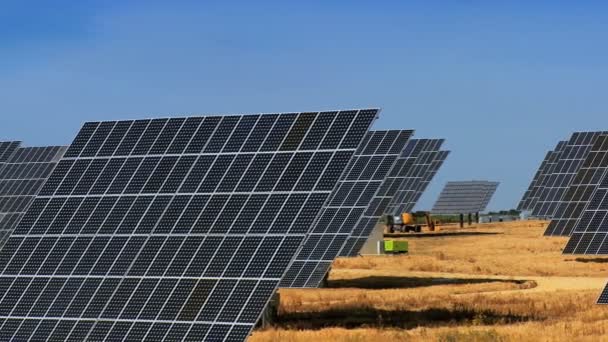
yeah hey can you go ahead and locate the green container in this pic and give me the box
[384,240,408,254]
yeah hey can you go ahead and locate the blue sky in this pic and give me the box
[1,1,608,210]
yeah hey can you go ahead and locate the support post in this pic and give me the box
[459,213,464,228]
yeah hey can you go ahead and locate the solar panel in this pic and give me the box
[280,130,413,288]
[407,150,450,211]
[340,139,446,257]
[431,181,499,215]
[0,146,67,249]
[385,140,446,215]
[526,141,567,216]
[517,151,552,211]
[0,142,20,163]
[545,134,608,236]
[562,139,608,254]
[532,133,605,218]
[0,109,377,341]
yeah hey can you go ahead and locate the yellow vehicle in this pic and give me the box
[385,212,435,233]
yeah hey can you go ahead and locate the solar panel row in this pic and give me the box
[385,139,445,216]
[517,151,552,212]
[0,110,377,341]
[281,130,414,288]
[532,133,605,219]
[411,150,450,211]
[546,135,608,236]
[527,141,568,218]
[340,139,446,257]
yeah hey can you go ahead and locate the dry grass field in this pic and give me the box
[251,220,608,342]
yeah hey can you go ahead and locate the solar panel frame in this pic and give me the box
[280,129,413,288]
[0,109,377,341]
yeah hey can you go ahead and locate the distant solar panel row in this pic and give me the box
[532,133,605,219]
[0,146,67,248]
[517,151,552,211]
[412,150,449,210]
[431,181,499,215]
[0,110,377,341]
[281,130,413,288]
[527,141,568,216]
[385,139,445,216]
[340,139,444,257]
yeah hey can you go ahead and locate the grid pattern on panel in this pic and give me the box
[0,146,67,249]
[517,151,552,211]
[385,140,446,216]
[546,135,608,236]
[0,110,377,341]
[339,139,441,257]
[280,130,413,288]
[532,133,605,219]
[431,181,499,215]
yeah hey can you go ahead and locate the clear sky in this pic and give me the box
[1,1,608,211]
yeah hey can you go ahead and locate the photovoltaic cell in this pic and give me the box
[0,109,377,341]
[517,151,552,211]
[545,135,608,236]
[532,133,606,218]
[431,181,499,215]
[280,130,413,288]
[341,139,446,257]
[0,146,67,249]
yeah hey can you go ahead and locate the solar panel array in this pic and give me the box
[385,140,447,216]
[431,181,499,215]
[0,146,67,248]
[340,139,447,257]
[280,130,413,288]
[545,135,608,236]
[517,151,552,212]
[0,110,376,341]
[532,133,604,219]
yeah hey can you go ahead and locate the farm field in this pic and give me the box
[251,220,608,341]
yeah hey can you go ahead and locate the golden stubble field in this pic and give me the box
[251,220,608,342]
